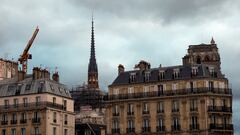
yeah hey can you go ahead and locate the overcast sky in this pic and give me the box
[0,0,239,133]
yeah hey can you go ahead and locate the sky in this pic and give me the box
[0,0,239,133]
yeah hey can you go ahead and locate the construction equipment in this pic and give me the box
[18,26,39,73]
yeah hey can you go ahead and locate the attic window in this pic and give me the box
[8,85,15,92]
[58,87,63,93]
[130,73,136,83]
[38,82,44,93]
[25,84,31,91]
[191,67,198,76]
[159,70,165,80]
[209,66,216,77]
[50,84,55,91]
[144,71,150,82]
[173,69,180,79]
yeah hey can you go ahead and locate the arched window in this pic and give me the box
[196,56,201,64]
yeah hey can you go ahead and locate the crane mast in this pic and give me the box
[18,27,39,73]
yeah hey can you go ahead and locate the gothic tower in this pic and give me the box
[88,17,99,89]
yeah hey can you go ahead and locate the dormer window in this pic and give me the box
[130,73,136,83]
[191,67,198,76]
[209,66,216,77]
[159,70,165,80]
[173,69,180,79]
[144,71,151,82]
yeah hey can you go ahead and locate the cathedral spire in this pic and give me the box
[210,37,215,44]
[88,15,99,89]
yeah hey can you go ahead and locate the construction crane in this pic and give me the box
[18,26,39,73]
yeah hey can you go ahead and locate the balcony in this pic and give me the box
[209,124,233,130]
[142,110,150,115]
[190,107,198,112]
[156,126,165,132]
[189,124,199,130]
[105,88,232,101]
[1,121,8,125]
[142,127,151,133]
[112,112,120,116]
[20,119,27,124]
[112,128,120,134]
[127,111,134,116]
[208,106,232,113]
[157,110,164,114]
[10,120,17,124]
[32,118,41,124]
[171,125,181,131]
[0,101,65,112]
[172,108,179,113]
[126,128,135,133]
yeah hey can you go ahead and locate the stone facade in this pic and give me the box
[105,40,233,135]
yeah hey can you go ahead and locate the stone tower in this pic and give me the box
[88,17,99,89]
[182,37,221,69]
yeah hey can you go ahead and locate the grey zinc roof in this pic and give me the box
[110,64,224,86]
[0,76,72,98]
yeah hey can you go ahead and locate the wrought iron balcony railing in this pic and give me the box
[171,125,181,131]
[208,106,232,113]
[0,101,66,112]
[127,111,134,116]
[106,88,232,101]
[209,124,233,130]
[112,128,120,134]
[20,119,27,124]
[10,120,17,125]
[32,118,41,124]
[156,126,165,132]
[126,128,135,133]
[1,121,8,125]
[189,124,199,130]
[142,127,151,133]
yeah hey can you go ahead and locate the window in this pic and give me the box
[20,113,26,123]
[172,100,179,112]
[113,88,119,95]
[113,105,119,115]
[16,85,22,95]
[2,114,8,122]
[13,99,18,108]
[157,85,164,95]
[210,115,216,124]
[144,71,150,82]
[64,115,68,125]
[112,120,119,129]
[38,81,44,93]
[143,86,149,96]
[2,129,6,135]
[191,67,198,76]
[143,119,150,128]
[208,81,214,91]
[21,128,26,135]
[34,127,39,135]
[210,98,215,107]
[64,129,68,135]
[53,97,56,104]
[157,118,164,131]
[143,103,149,114]
[127,104,134,115]
[53,112,57,123]
[128,87,134,94]
[25,84,31,90]
[4,100,9,109]
[190,116,198,130]
[50,84,54,91]
[190,99,198,111]
[23,98,28,107]
[173,69,180,79]
[172,117,180,131]
[222,99,227,107]
[36,96,41,106]
[172,83,178,91]
[159,70,165,80]
[127,120,134,129]
[209,66,215,77]
[63,100,67,110]
[12,113,17,121]
[11,128,16,135]
[129,73,136,83]
[157,101,164,113]
[34,112,40,119]
[53,127,56,135]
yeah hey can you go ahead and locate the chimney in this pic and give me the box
[52,72,59,82]
[18,70,25,81]
[43,69,50,79]
[118,64,125,75]
[135,60,151,71]
[33,67,41,80]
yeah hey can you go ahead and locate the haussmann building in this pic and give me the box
[105,38,233,135]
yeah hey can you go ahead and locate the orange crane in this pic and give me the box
[18,26,39,73]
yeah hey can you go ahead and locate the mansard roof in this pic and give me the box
[0,76,72,98]
[110,64,225,87]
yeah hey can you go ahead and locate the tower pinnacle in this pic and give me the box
[88,16,99,89]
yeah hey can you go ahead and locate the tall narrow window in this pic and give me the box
[172,100,179,112]
[2,129,6,135]
[64,129,68,135]
[190,99,198,111]
[190,116,198,130]
[127,120,134,129]
[13,99,18,108]
[157,101,164,113]
[157,118,164,132]
[113,105,119,116]
[144,71,150,82]
[21,128,26,135]
[64,115,68,125]
[53,97,56,104]
[143,103,149,114]
[23,98,28,107]
[172,117,180,131]
[4,100,9,109]
[173,69,180,79]
[11,128,16,135]
[53,112,57,123]
[157,85,164,96]
[63,100,67,111]
[127,104,134,115]
[36,96,41,106]
[159,70,165,80]
[53,127,56,135]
